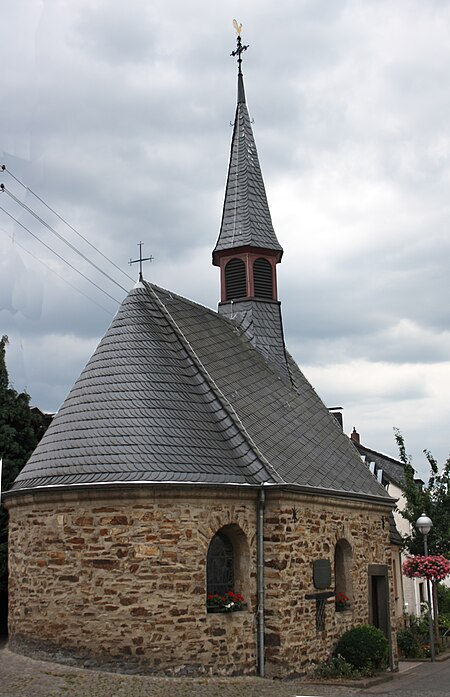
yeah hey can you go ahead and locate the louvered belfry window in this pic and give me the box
[207,531,234,597]
[253,258,273,299]
[225,258,246,300]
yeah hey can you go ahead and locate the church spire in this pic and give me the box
[212,26,283,266]
[213,25,291,385]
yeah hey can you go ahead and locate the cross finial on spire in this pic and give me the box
[129,241,153,282]
[231,19,248,76]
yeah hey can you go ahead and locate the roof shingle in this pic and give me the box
[11,282,391,502]
[213,76,283,257]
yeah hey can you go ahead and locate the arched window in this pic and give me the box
[253,258,273,299]
[225,258,246,300]
[334,539,353,610]
[206,524,250,611]
[207,531,234,597]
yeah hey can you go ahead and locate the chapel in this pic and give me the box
[5,32,399,677]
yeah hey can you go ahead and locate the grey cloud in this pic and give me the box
[2,0,450,470]
[71,3,158,66]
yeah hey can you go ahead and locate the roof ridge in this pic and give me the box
[148,282,217,315]
[145,282,285,485]
[357,443,406,468]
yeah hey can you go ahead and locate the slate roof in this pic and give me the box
[350,441,404,545]
[11,282,391,503]
[218,299,292,384]
[213,73,283,259]
[353,442,406,488]
[388,512,403,546]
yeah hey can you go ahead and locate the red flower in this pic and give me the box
[206,590,245,612]
[335,592,350,608]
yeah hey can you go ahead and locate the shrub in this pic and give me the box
[437,583,450,615]
[333,625,389,674]
[397,628,424,658]
[404,613,443,655]
[314,654,356,679]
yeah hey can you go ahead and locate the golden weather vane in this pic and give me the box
[233,19,242,36]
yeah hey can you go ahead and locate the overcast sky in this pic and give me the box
[1,0,449,481]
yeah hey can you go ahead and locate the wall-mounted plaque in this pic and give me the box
[313,559,331,589]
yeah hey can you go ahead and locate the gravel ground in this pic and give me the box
[0,642,362,697]
[2,641,449,697]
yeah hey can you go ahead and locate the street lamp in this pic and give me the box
[415,513,435,662]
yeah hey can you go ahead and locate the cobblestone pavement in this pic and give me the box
[2,643,449,697]
[0,642,361,697]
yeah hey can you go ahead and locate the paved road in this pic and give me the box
[0,641,449,697]
[359,658,450,697]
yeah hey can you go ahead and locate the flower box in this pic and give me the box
[206,591,245,613]
[207,604,248,614]
[335,591,350,611]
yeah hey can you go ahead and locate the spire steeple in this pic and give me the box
[213,26,283,265]
[213,25,290,384]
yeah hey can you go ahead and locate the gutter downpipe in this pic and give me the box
[257,484,265,677]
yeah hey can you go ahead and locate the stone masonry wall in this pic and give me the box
[7,487,257,676]
[6,486,396,677]
[263,493,397,676]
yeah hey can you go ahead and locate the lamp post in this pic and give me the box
[415,513,435,662]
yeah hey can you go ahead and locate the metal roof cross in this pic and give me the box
[231,21,248,76]
[129,241,153,282]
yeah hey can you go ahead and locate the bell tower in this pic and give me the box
[212,25,290,383]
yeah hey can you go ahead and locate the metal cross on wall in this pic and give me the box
[129,242,154,282]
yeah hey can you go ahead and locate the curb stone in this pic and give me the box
[300,671,395,689]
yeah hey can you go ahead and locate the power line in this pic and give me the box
[0,205,121,305]
[0,225,112,314]
[1,164,135,284]
[2,185,129,294]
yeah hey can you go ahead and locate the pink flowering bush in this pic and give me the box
[402,555,450,581]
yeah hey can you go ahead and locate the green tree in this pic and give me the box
[0,335,48,631]
[394,428,450,557]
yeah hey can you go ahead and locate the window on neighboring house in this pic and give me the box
[334,539,353,610]
[253,258,273,299]
[419,582,425,605]
[225,258,246,300]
